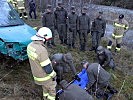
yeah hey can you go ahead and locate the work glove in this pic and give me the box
[74,75,81,82]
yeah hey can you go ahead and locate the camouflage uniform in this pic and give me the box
[27,41,56,100]
[77,7,90,51]
[90,12,106,51]
[42,5,56,47]
[107,15,129,52]
[67,6,78,48]
[54,4,68,44]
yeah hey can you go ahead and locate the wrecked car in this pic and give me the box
[0,1,37,61]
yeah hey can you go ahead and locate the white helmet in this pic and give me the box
[31,27,52,41]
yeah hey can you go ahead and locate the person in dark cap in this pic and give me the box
[77,6,90,51]
[67,6,78,49]
[54,2,68,45]
[89,11,106,51]
[107,14,129,52]
[58,80,94,100]
[42,5,56,48]
[51,53,78,85]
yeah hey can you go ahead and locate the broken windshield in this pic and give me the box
[0,1,24,27]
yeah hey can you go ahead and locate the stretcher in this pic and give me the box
[57,68,89,95]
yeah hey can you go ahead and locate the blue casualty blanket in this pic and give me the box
[57,68,89,95]
[73,68,89,89]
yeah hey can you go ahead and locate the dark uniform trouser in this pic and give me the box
[47,27,55,45]
[79,30,88,51]
[91,31,102,49]
[57,24,67,44]
[29,9,36,19]
[68,29,77,47]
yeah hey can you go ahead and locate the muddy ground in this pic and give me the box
[0,17,133,100]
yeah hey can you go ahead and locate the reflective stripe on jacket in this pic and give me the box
[113,19,129,37]
[27,41,56,85]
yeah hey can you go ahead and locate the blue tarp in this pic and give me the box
[73,68,89,89]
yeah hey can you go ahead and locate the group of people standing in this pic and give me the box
[42,2,106,51]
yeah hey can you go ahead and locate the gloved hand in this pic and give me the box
[74,75,81,82]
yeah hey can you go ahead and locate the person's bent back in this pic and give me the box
[58,80,94,100]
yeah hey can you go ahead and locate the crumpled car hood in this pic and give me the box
[0,24,37,45]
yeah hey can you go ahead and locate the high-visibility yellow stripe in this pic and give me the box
[49,70,56,77]
[116,47,121,51]
[107,46,112,49]
[114,23,126,28]
[27,46,38,60]
[112,33,123,39]
[33,71,56,82]
[40,59,51,67]
[17,0,23,1]
[18,7,25,9]
[33,27,38,30]
[47,94,55,100]
[43,92,49,97]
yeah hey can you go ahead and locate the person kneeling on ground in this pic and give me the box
[81,60,118,99]
[96,46,115,70]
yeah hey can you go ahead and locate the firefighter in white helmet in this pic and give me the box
[27,27,57,100]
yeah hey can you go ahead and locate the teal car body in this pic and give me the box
[0,1,37,61]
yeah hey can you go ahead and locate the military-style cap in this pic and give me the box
[81,60,89,65]
[71,6,75,10]
[60,80,68,89]
[82,6,88,10]
[58,1,63,6]
[47,5,52,9]
[99,11,103,14]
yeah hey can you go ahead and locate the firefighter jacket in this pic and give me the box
[91,18,106,35]
[42,12,55,28]
[67,13,78,30]
[7,0,17,8]
[97,49,113,67]
[86,63,111,89]
[113,19,129,39]
[54,7,68,24]
[59,84,94,100]
[77,14,90,31]
[16,0,25,10]
[27,41,56,85]
[51,53,77,75]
